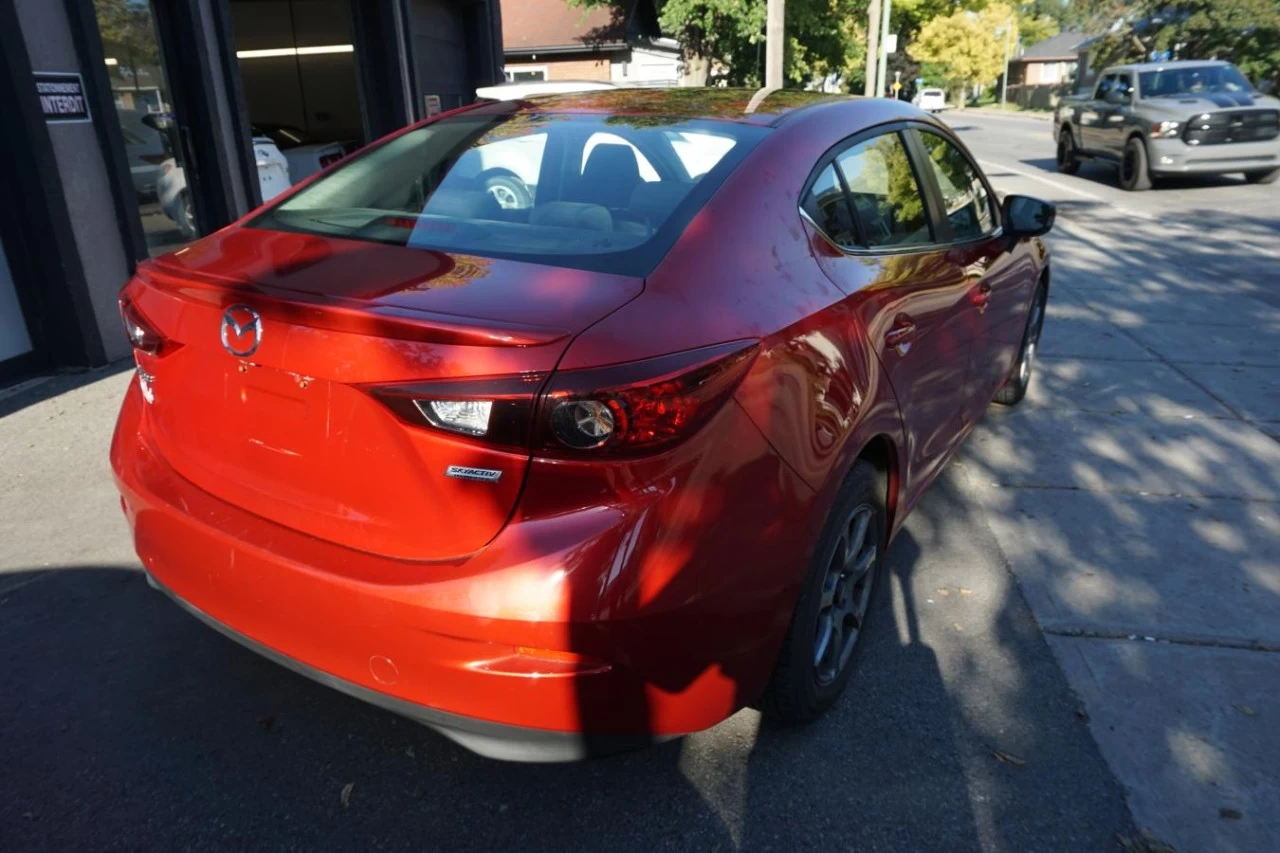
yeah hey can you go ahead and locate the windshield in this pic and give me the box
[1139,65,1256,99]
[251,109,766,276]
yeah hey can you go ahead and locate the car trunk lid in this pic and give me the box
[128,227,641,561]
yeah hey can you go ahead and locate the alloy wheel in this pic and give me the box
[1019,295,1044,385]
[487,184,521,210]
[813,504,877,686]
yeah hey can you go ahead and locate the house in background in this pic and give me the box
[1005,31,1095,108]
[1008,31,1093,87]
[501,0,684,87]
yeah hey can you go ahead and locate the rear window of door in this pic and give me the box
[801,164,858,248]
[913,129,996,241]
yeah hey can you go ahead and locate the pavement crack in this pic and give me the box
[976,482,1279,504]
[1041,625,1280,653]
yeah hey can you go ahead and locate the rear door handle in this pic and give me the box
[885,315,917,354]
[970,281,992,311]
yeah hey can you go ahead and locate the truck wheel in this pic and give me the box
[1119,137,1152,191]
[1056,129,1081,175]
[1245,167,1279,185]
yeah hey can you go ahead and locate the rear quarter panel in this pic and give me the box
[560,100,915,538]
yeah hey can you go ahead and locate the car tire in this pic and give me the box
[481,171,533,210]
[1119,136,1152,191]
[1244,167,1280,185]
[176,191,197,240]
[1056,128,1081,175]
[993,282,1047,406]
[762,460,886,725]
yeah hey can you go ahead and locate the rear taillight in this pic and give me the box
[364,340,759,457]
[119,297,165,355]
[537,341,759,456]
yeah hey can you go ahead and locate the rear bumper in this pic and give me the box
[144,570,665,761]
[1148,136,1280,175]
[111,379,809,758]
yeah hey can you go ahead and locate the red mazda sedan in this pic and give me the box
[111,89,1054,761]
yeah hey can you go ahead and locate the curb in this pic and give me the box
[965,107,1054,121]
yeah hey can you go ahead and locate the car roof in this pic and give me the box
[465,87,854,127]
[1108,59,1233,73]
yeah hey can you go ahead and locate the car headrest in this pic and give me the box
[581,143,641,187]
[529,202,613,232]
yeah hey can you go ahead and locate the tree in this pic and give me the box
[909,3,1017,105]
[1017,8,1060,48]
[95,0,159,93]
[570,0,869,90]
[1091,0,1279,90]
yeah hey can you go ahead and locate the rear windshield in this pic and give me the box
[251,108,767,276]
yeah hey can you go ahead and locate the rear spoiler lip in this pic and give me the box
[136,261,570,348]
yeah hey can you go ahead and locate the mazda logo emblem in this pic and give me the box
[220,305,262,357]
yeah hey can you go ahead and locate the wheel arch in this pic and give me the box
[852,433,901,544]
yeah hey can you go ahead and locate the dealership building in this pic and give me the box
[0,0,503,384]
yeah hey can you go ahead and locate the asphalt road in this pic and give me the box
[3,107,1276,853]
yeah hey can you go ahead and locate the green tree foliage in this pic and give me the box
[1091,0,1279,90]
[1017,8,1060,47]
[909,3,1018,103]
[569,0,868,89]
[95,0,159,92]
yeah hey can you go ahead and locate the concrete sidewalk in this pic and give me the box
[954,204,1280,852]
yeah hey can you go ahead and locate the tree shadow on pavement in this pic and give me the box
[948,203,1280,851]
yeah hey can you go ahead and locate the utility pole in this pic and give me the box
[863,0,881,97]
[766,0,785,89]
[1000,15,1013,107]
[876,0,892,97]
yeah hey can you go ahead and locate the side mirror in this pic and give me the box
[1105,88,1130,105]
[1002,194,1056,238]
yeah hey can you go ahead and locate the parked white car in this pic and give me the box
[912,88,948,112]
[251,124,351,184]
[475,80,618,101]
[158,136,291,239]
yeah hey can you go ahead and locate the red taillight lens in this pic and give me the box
[119,297,165,355]
[363,341,758,457]
[537,340,759,456]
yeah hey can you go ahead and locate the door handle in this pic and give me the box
[970,281,992,311]
[884,315,917,354]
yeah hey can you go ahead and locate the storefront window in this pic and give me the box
[95,0,201,255]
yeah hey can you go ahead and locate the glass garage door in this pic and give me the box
[0,240,33,365]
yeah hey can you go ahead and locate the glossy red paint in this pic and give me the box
[110,91,1049,759]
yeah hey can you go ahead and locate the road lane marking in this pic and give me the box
[977,158,1158,221]
[977,158,1107,201]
